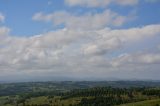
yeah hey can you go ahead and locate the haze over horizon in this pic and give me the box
[0,0,160,81]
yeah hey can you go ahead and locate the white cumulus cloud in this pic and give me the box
[65,0,138,7]
[0,13,5,23]
[0,24,160,80]
[33,10,131,30]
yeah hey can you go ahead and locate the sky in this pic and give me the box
[0,0,160,81]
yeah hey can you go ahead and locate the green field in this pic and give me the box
[1,96,160,106]
[28,97,160,106]
[27,96,81,106]
[0,95,82,106]
[118,99,160,106]
[0,81,160,106]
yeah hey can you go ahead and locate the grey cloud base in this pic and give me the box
[0,24,160,80]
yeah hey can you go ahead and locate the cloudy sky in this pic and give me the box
[0,0,160,81]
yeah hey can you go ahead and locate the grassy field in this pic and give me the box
[0,96,80,106]
[25,96,82,106]
[0,81,160,106]
[118,99,160,106]
[1,95,160,106]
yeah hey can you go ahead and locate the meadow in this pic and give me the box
[0,81,160,106]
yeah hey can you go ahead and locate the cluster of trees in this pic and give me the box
[61,87,139,99]
[77,96,128,106]
[60,87,160,106]
[142,88,160,97]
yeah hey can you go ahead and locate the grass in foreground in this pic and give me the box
[118,99,160,106]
